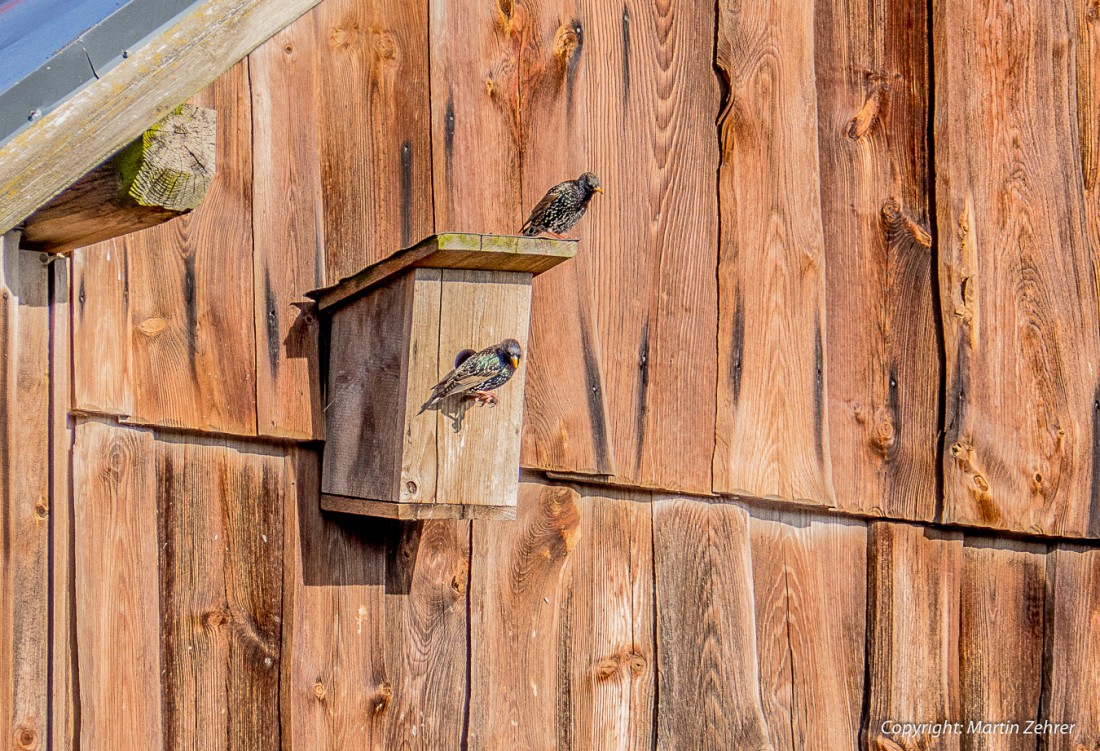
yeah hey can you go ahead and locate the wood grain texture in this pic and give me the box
[124,64,258,435]
[321,272,421,501]
[712,0,834,505]
[1042,545,1100,751]
[283,448,469,749]
[0,0,323,236]
[748,511,866,751]
[865,522,962,750]
[467,481,655,749]
[1077,0,1100,541]
[72,237,133,417]
[322,268,531,516]
[815,0,938,518]
[434,270,531,510]
[156,435,283,751]
[429,0,522,235]
[959,540,1045,751]
[935,0,1100,535]
[307,233,574,312]
[0,233,50,751]
[50,258,77,751]
[380,519,470,750]
[520,0,719,494]
[652,498,771,750]
[249,24,325,439]
[73,420,163,751]
[312,0,434,282]
[22,104,217,256]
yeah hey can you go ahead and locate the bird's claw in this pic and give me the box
[472,391,498,407]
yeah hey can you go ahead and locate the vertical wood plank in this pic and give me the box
[399,270,442,506]
[514,0,620,481]
[467,482,581,747]
[959,539,1045,751]
[1041,545,1100,751]
[156,436,283,751]
[435,270,531,509]
[283,449,388,748]
[520,0,719,494]
[935,0,1100,535]
[652,498,771,749]
[250,22,325,440]
[1076,0,1100,540]
[815,0,938,519]
[125,63,258,435]
[51,257,77,751]
[562,489,655,751]
[380,519,470,750]
[73,420,162,751]
[712,0,835,506]
[71,237,133,417]
[467,481,655,749]
[321,274,416,502]
[748,511,866,751]
[0,233,50,751]
[284,448,470,749]
[314,0,434,282]
[429,0,522,234]
[865,522,962,750]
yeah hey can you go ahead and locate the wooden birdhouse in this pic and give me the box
[308,233,577,520]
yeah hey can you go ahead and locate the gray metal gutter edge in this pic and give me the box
[0,0,206,148]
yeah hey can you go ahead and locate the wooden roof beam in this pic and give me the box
[0,0,323,237]
[21,104,216,254]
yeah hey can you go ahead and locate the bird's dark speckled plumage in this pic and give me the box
[418,339,523,413]
[521,172,602,237]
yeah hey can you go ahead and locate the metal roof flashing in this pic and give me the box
[0,0,204,147]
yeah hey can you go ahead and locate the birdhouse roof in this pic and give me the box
[305,232,578,312]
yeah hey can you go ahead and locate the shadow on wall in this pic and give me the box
[294,448,423,594]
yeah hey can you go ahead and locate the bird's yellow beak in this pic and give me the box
[595,186,604,193]
[511,356,520,369]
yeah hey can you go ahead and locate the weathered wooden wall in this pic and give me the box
[2,0,1097,747]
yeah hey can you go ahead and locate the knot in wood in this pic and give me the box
[33,500,48,520]
[595,655,620,680]
[313,681,326,701]
[373,682,394,714]
[14,724,36,750]
[628,652,647,674]
[369,28,398,65]
[554,22,582,61]
[204,608,229,628]
[870,408,896,456]
[846,79,888,140]
[329,22,359,50]
[973,474,990,492]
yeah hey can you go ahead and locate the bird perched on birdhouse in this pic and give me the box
[418,338,524,413]
[521,172,603,238]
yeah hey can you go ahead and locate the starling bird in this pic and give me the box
[521,172,603,238]
[418,339,523,414]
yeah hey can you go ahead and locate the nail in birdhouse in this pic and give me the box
[308,233,576,520]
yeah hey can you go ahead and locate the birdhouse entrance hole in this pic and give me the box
[308,234,576,520]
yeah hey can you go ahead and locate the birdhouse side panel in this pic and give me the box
[321,275,416,502]
[433,270,532,511]
[398,268,443,505]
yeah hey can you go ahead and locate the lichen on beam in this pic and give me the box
[21,105,217,254]
[0,0,324,238]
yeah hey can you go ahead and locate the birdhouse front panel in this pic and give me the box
[320,265,533,519]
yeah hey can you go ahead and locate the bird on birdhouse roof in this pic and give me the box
[521,172,603,238]
[418,339,524,414]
